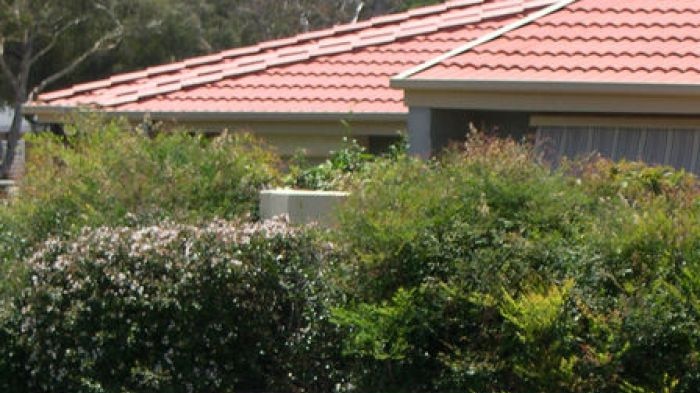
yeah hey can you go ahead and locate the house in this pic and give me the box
[23,0,556,158]
[392,0,700,173]
[24,0,700,173]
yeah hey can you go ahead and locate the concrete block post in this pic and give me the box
[260,189,349,227]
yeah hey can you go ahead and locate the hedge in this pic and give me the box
[1,218,341,393]
[331,134,700,393]
[1,132,699,393]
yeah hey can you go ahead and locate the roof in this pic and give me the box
[26,0,555,118]
[399,0,700,86]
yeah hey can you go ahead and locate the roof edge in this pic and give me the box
[392,78,700,96]
[22,105,407,123]
[392,0,575,81]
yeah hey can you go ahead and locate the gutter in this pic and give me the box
[391,79,700,97]
[22,105,407,123]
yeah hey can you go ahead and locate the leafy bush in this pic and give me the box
[1,218,341,393]
[284,136,406,191]
[3,130,700,393]
[331,133,700,393]
[0,116,280,298]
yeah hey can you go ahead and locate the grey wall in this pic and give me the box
[538,125,700,174]
[407,105,700,174]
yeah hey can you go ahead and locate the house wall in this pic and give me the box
[154,118,405,158]
[537,125,700,173]
[408,105,700,174]
[29,110,406,159]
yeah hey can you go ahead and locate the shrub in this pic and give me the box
[0,115,280,298]
[3,130,699,393]
[284,136,406,191]
[2,218,341,393]
[331,133,700,393]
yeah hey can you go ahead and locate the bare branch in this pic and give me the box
[352,2,365,23]
[29,26,123,100]
[28,3,125,100]
[0,38,19,94]
[29,17,87,64]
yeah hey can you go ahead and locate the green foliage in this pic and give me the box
[284,137,376,191]
[2,131,700,393]
[0,116,279,298]
[284,135,406,191]
[500,280,573,345]
[1,218,340,393]
[331,133,700,393]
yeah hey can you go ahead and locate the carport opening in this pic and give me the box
[429,109,535,152]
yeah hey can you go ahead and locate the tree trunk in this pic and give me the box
[0,36,31,180]
[0,99,23,179]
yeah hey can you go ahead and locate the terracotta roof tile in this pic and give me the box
[30,0,554,114]
[410,0,700,84]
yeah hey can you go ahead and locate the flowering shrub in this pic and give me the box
[0,115,280,300]
[2,218,340,393]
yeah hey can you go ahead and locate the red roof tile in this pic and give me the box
[29,0,554,115]
[408,0,700,84]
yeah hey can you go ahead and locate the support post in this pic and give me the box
[407,107,432,158]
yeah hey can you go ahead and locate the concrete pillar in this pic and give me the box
[407,107,433,158]
[260,189,349,227]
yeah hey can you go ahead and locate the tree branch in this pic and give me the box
[28,2,125,101]
[352,1,365,23]
[29,17,87,64]
[28,26,123,100]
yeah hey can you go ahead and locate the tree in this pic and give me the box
[0,0,124,178]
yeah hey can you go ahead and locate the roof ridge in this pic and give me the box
[393,0,574,80]
[38,0,485,103]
